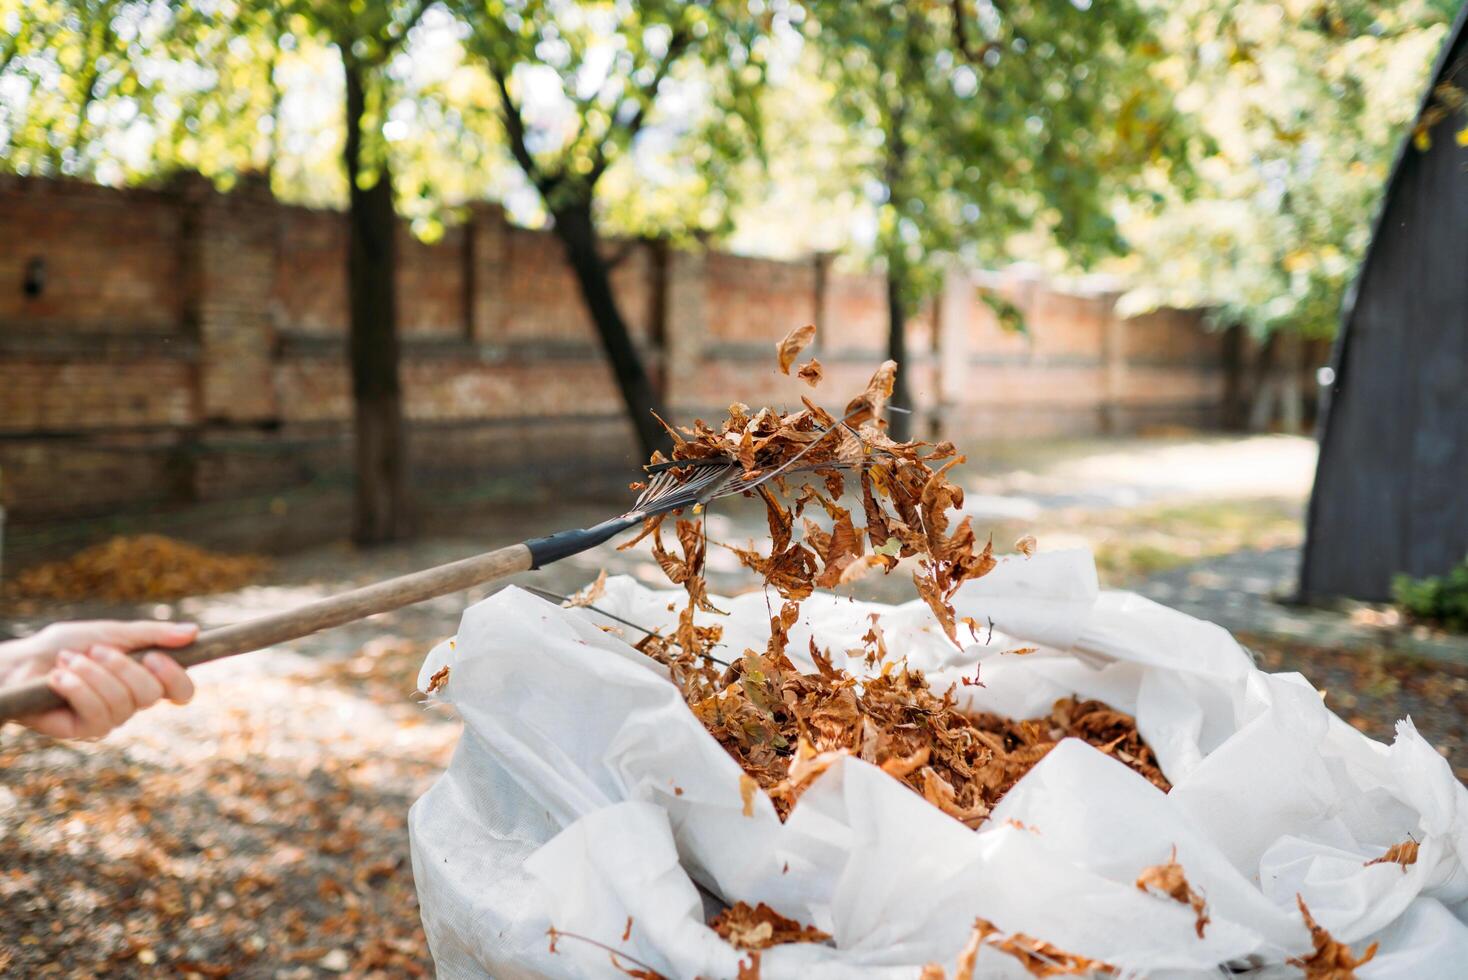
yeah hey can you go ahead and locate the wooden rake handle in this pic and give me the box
[0,543,534,722]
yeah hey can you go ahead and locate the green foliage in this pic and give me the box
[449,0,780,236]
[1393,558,1468,634]
[1116,0,1458,339]
[805,0,1184,306]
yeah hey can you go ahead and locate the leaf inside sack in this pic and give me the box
[1135,846,1209,938]
[1364,838,1418,871]
[565,569,608,607]
[962,918,1113,978]
[1289,895,1378,979]
[425,666,450,695]
[709,902,830,951]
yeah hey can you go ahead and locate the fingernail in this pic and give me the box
[57,651,76,667]
[54,669,78,688]
[168,623,197,637]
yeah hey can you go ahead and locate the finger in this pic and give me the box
[20,704,84,740]
[143,653,195,705]
[46,665,110,739]
[89,645,163,710]
[97,621,200,651]
[60,650,135,730]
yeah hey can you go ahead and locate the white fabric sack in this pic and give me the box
[410,549,1468,979]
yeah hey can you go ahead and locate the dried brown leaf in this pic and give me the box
[1135,846,1209,938]
[1364,839,1419,871]
[776,324,817,374]
[566,570,608,608]
[710,902,830,951]
[739,774,758,818]
[797,359,824,387]
[1290,895,1378,979]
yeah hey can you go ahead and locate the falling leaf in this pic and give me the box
[837,554,886,584]
[565,570,608,608]
[425,666,450,695]
[1015,535,1036,558]
[1136,846,1209,938]
[1005,647,1038,656]
[1364,838,1419,871]
[776,324,817,374]
[1290,895,1378,979]
[710,902,830,950]
[843,360,898,427]
[796,359,824,387]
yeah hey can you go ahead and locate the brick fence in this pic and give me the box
[0,173,1228,528]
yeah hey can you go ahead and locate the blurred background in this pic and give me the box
[1,0,1466,975]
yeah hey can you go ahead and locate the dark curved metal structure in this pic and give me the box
[1300,2,1468,601]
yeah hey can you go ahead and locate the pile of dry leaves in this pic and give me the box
[6,535,269,602]
[631,325,1164,827]
[560,327,1378,979]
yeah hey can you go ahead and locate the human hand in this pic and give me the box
[0,620,198,738]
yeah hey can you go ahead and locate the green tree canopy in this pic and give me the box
[1115,0,1459,340]
[804,0,1184,435]
[447,0,785,455]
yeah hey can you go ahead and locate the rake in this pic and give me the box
[0,418,872,722]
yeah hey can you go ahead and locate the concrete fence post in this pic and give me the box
[662,245,707,413]
[465,202,509,346]
[935,263,973,440]
[174,171,278,424]
[1101,292,1128,434]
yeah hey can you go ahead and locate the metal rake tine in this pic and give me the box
[521,585,732,666]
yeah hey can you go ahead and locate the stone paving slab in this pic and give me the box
[1136,546,1468,669]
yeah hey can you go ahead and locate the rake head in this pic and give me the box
[631,458,855,519]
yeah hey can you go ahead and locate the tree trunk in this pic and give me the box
[344,61,410,545]
[1278,332,1304,435]
[1221,324,1248,431]
[1247,331,1282,432]
[886,268,912,443]
[550,201,670,459]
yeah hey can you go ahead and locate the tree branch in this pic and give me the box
[380,0,432,58]
[488,59,561,196]
[586,24,694,187]
[602,236,644,271]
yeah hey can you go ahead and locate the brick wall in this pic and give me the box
[0,174,1231,527]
